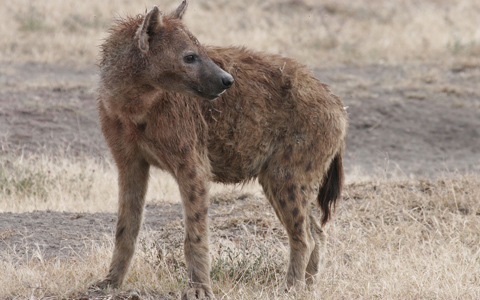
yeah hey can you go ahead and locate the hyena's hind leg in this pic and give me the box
[259,172,317,290]
[305,213,326,285]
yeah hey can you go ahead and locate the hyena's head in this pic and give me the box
[131,1,233,100]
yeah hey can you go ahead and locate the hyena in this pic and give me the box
[95,1,348,299]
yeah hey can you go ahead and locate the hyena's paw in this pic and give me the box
[182,283,214,300]
[283,276,307,294]
[89,277,119,290]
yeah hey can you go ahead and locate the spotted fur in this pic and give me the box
[95,1,348,299]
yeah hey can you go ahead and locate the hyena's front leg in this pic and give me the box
[96,156,150,288]
[177,164,213,300]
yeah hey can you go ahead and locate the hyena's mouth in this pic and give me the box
[192,87,226,100]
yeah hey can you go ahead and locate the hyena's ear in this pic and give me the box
[136,6,162,54]
[172,0,188,20]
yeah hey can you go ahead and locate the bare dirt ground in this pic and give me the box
[2,62,480,175]
[1,61,479,280]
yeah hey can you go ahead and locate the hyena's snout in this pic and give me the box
[212,67,234,96]
[220,71,234,89]
[200,62,234,99]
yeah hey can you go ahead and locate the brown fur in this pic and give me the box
[95,1,347,299]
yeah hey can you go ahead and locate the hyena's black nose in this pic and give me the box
[222,74,234,88]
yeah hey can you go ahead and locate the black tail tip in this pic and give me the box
[318,154,344,226]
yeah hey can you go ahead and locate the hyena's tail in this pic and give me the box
[318,152,344,226]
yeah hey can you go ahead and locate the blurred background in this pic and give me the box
[0,0,479,190]
[1,0,480,66]
[0,0,479,182]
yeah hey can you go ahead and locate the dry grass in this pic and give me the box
[0,154,118,213]
[1,0,480,67]
[1,154,480,299]
[0,154,261,213]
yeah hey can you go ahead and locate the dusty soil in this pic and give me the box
[1,61,479,266]
[2,62,479,175]
[318,63,480,176]
[0,203,183,260]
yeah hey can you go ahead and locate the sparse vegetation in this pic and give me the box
[0,154,116,213]
[2,0,480,66]
[1,154,480,299]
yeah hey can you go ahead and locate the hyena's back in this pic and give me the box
[201,46,348,185]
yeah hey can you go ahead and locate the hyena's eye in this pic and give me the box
[184,55,196,63]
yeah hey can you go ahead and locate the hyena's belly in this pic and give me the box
[207,134,276,184]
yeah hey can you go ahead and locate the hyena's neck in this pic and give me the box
[100,83,163,124]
